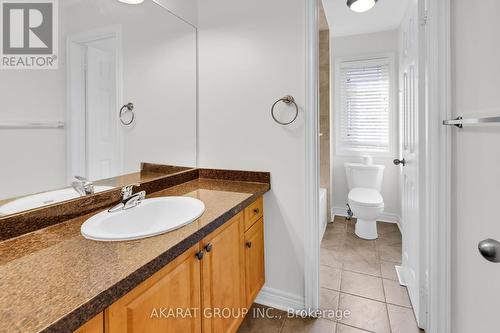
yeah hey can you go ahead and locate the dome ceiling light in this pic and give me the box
[347,0,378,13]
[118,0,144,4]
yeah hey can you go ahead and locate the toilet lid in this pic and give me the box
[348,188,384,207]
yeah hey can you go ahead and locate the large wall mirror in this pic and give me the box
[0,0,197,216]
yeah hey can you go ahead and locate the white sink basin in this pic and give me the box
[81,197,205,242]
[0,186,114,215]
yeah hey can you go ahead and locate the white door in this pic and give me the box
[451,1,500,332]
[85,45,119,180]
[398,0,425,328]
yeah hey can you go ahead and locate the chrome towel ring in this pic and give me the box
[119,102,135,126]
[271,95,298,125]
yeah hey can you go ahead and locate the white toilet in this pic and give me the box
[344,160,385,240]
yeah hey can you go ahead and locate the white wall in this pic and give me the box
[198,0,307,304]
[451,1,500,332]
[119,3,197,172]
[330,30,401,219]
[155,0,198,26]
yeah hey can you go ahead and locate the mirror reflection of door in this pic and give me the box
[86,42,120,180]
[68,28,123,182]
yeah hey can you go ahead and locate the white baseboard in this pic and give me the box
[254,286,305,312]
[332,206,402,232]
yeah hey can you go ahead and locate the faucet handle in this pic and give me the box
[121,184,140,198]
[74,175,89,183]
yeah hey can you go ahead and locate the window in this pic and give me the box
[335,55,395,156]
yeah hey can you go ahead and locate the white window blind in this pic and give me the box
[336,57,393,154]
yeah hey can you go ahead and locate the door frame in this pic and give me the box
[66,25,124,183]
[304,0,320,311]
[424,0,451,332]
[303,0,452,330]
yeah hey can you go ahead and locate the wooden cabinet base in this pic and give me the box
[201,213,246,333]
[106,245,202,333]
[244,218,265,308]
[74,313,103,333]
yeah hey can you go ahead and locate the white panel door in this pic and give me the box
[85,46,120,181]
[398,0,425,328]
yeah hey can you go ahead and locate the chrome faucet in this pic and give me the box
[108,184,146,213]
[72,176,94,196]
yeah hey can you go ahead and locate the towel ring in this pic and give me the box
[119,102,135,126]
[271,95,298,125]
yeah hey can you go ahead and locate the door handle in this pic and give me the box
[478,239,500,263]
[393,158,406,166]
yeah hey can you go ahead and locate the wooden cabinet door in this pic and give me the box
[106,244,202,333]
[74,313,103,333]
[244,218,265,308]
[201,213,246,333]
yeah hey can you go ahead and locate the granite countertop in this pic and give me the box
[0,178,270,333]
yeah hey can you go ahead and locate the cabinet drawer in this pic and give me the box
[244,196,263,231]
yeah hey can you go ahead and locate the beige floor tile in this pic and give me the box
[343,234,378,255]
[320,288,340,311]
[378,245,402,263]
[238,304,286,333]
[320,265,342,291]
[338,293,390,333]
[281,317,336,333]
[321,247,343,269]
[340,270,385,302]
[376,231,402,247]
[344,231,378,247]
[387,304,423,333]
[383,279,412,308]
[346,221,358,237]
[321,234,345,250]
[377,222,400,235]
[333,216,348,224]
[336,323,371,332]
[325,221,347,235]
[342,247,381,277]
[380,261,399,281]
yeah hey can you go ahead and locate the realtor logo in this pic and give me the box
[0,0,58,69]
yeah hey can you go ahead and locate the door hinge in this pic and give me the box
[421,10,429,26]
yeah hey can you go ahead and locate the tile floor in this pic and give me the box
[238,217,424,333]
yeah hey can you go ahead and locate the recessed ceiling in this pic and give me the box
[322,0,409,37]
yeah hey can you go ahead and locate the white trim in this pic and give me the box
[334,53,398,158]
[304,0,320,311]
[255,287,305,312]
[331,206,401,230]
[425,0,451,332]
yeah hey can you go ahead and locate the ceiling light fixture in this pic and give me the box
[347,0,378,13]
[118,0,144,4]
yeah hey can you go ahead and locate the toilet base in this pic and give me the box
[355,218,378,240]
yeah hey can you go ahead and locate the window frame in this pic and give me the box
[334,53,397,158]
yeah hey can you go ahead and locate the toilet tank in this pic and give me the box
[344,163,385,192]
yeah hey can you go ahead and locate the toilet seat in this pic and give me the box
[348,188,384,208]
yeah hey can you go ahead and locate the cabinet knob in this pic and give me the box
[246,241,252,249]
[204,243,213,253]
[195,250,204,260]
[253,208,260,214]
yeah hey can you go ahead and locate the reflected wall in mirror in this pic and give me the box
[0,0,197,216]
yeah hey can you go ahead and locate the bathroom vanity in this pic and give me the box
[0,1,268,332]
[0,168,269,333]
